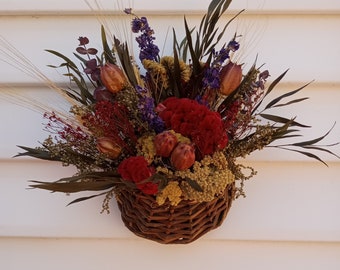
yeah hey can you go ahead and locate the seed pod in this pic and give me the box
[154,131,178,157]
[170,143,195,171]
[100,63,126,94]
[219,62,242,96]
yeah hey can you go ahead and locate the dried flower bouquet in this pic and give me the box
[8,0,339,243]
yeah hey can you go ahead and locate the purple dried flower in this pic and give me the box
[123,8,133,15]
[136,86,165,133]
[84,58,100,81]
[78,37,89,46]
[130,16,159,61]
[202,38,241,90]
[93,87,114,102]
[254,70,270,90]
[228,40,240,51]
[203,66,221,89]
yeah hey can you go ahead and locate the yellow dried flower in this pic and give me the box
[156,166,173,176]
[160,56,191,82]
[136,134,156,164]
[142,59,169,89]
[156,181,182,206]
[170,130,191,144]
[177,151,235,202]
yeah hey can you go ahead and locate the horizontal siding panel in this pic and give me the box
[0,0,340,14]
[1,14,340,84]
[1,238,340,270]
[0,2,339,268]
[1,160,339,242]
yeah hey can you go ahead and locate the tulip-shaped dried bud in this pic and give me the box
[219,62,242,96]
[154,131,178,157]
[100,63,126,94]
[170,143,195,171]
[96,137,121,159]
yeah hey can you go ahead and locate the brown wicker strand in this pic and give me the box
[116,183,235,244]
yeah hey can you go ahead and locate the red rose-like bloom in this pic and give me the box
[136,182,159,195]
[118,156,158,195]
[158,97,228,156]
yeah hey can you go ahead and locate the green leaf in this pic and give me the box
[301,145,340,159]
[29,179,116,193]
[264,69,289,98]
[68,74,94,104]
[264,81,312,109]
[274,134,303,140]
[184,17,200,73]
[290,123,337,147]
[45,49,78,69]
[113,37,138,87]
[14,146,59,161]
[176,27,194,61]
[185,177,203,192]
[205,10,244,57]
[101,25,116,64]
[55,171,120,183]
[67,191,108,206]
[260,113,311,128]
[270,97,309,108]
[64,88,85,103]
[275,147,329,166]
[158,178,169,191]
[46,49,94,105]
[172,33,182,97]
[73,52,89,66]
[251,69,288,113]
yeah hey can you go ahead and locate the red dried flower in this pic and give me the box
[118,156,158,195]
[159,97,228,156]
[82,100,137,155]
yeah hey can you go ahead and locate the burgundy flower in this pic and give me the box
[78,36,89,45]
[159,97,228,156]
[118,156,158,195]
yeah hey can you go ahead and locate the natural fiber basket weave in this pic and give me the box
[116,183,235,244]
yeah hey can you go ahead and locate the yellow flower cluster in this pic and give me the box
[160,56,191,82]
[136,134,156,164]
[172,130,191,144]
[142,56,191,89]
[176,151,235,202]
[156,181,182,206]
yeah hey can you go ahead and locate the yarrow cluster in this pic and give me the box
[19,0,338,211]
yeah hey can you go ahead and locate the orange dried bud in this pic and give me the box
[219,62,242,95]
[100,63,126,94]
[96,137,121,159]
[170,143,195,171]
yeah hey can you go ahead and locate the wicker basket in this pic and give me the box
[115,183,235,244]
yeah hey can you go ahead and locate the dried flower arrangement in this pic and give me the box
[7,0,339,244]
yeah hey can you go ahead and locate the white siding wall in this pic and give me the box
[1,0,340,269]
